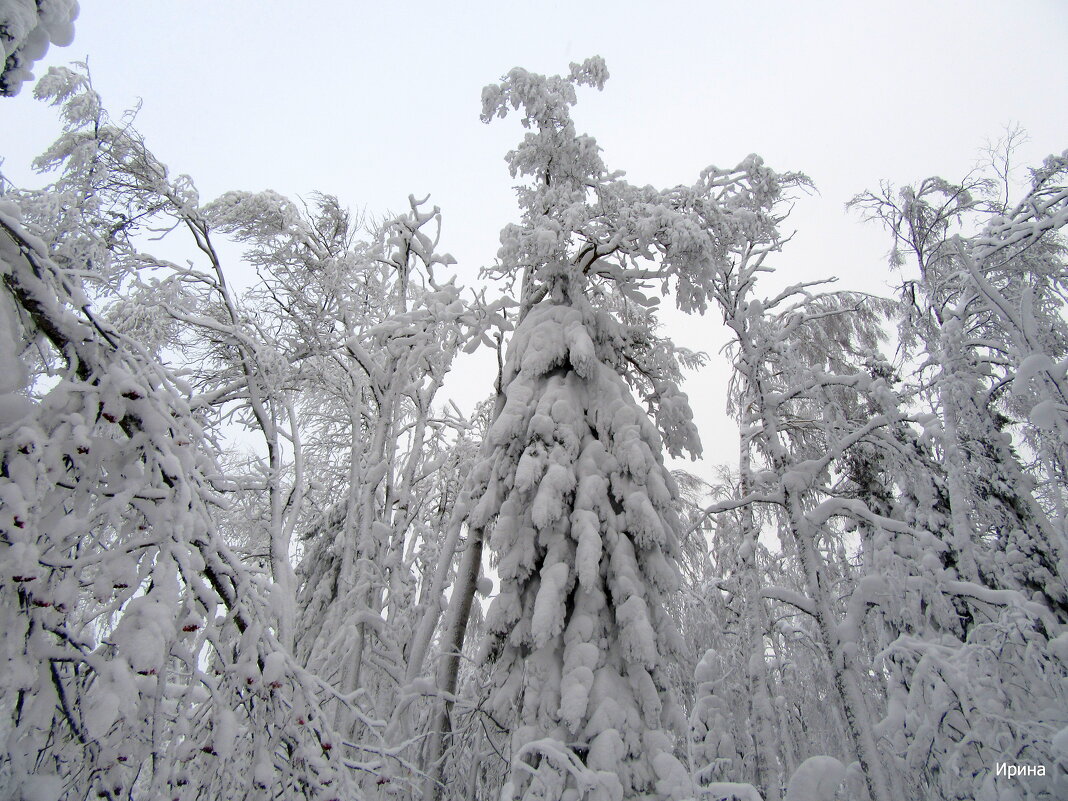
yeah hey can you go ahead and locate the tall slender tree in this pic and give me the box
[436,58,804,801]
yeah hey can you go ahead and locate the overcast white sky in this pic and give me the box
[3,0,1067,475]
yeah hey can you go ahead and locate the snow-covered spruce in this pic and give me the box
[437,57,802,801]
[475,301,690,801]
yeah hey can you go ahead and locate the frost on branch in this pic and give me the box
[0,205,354,800]
[289,195,483,751]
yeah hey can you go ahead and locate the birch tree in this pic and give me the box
[0,184,362,801]
[848,151,1068,800]
[2,64,484,797]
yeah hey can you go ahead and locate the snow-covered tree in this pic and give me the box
[1,64,498,798]
[430,57,806,801]
[282,195,496,762]
[6,37,1066,801]
[679,466,788,801]
[0,193,360,801]
[851,162,1068,620]
[708,259,905,801]
[846,152,1068,800]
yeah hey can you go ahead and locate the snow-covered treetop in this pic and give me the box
[480,58,806,460]
[481,56,807,316]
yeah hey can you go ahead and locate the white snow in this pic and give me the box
[784,756,845,801]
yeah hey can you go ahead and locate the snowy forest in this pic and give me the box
[3,4,1068,801]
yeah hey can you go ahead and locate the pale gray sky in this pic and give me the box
[3,0,1067,474]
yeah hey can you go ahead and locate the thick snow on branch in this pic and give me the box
[0,0,78,96]
[1,203,357,800]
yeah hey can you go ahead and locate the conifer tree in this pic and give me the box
[454,58,801,801]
